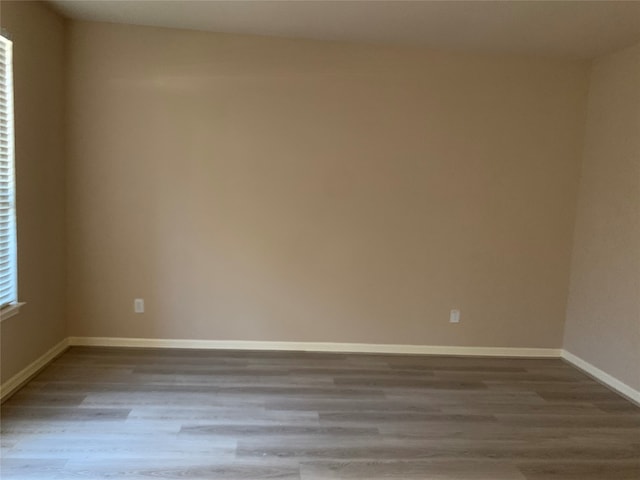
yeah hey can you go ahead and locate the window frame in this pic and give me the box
[0,32,22,321]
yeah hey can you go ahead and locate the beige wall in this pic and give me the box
[564,43,640,391]
[66,21,590,348]
[0,4,635,393]
[0,1,67,383]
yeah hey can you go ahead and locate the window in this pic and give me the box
[0,33,18,316]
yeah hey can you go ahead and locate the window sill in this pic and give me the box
[1,302,25,322]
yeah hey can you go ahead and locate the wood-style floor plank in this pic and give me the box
[1,347,639,479]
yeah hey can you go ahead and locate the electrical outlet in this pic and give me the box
[449,309,460,323]
[134,298,144,313]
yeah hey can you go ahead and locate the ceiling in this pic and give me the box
[48,0,640,59]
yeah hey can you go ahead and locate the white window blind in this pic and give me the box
[0,34,17,309]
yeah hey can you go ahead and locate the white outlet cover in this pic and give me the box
[134,298,145,313]
[450,309,460,323]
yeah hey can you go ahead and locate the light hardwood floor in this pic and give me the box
[1,347,639,479]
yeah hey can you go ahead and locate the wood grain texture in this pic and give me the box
[1,346,638,479]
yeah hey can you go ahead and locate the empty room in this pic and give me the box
[0,0,639,478]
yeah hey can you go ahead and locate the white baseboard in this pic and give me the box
[561,349,640,406]
[7,337,638,406]
[67,336,561,358]
[0,338,69,402]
